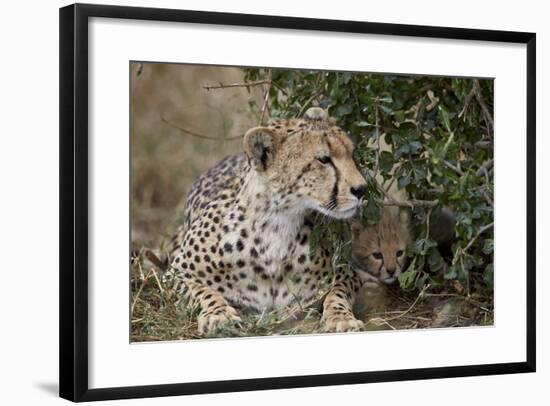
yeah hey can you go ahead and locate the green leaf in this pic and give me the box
[482,238,494,255]
[398,173,411,189]
[483,263,494,288]
[438,104,452,133]
[413,167,427,181]
[333,104,353,118]
[398,269,418,290]
[378,151,395,173]
[362,198,380,225]
[410,238,438,255]
[444,264,459,280]
[355,121,372,128]
[427,247,444,272]
[409,140,423,154]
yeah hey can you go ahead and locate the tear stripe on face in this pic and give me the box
[350,258,382,285]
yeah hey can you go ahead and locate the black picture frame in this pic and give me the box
[59,3,536,402]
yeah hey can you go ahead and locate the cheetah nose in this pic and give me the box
[350,184,368,199]
[386,268,396,276]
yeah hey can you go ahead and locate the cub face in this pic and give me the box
[351,206,411,284]
[243,107,367,219]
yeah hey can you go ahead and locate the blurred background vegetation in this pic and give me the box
[130,63,494,341]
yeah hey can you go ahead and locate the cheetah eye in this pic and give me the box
[317,156,332,165]
[396,250,404,258]
[372,252,383,260]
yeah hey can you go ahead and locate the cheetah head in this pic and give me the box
[243,107,367,219]
[351,207,411,284]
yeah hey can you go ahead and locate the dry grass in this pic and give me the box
[131,249,493,342]
[129,63,493,342]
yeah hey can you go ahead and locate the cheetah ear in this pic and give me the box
[243,127,279,171]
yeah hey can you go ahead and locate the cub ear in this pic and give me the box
[243,127,279,171]
[350,220,363,239]
[399,208,411,225]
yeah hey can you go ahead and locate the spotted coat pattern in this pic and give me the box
[165,108,368,334]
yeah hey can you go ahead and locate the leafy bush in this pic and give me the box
[245,69,494,298]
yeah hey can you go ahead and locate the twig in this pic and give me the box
[373,197,439,209]
[443,160,464,176]
[472,79,494,134]
[297,91,322,118]
[375,284,431,323]
[458,85,476,120]
[361,166,439,209]
[386,284,430,321]
[136,63,143,77]
[474,140,492,149]
[383,164,403,193]
[480,188,494,207]
[161,116,243,141]
[462,222,494,254]
[366,318,396,330]
[203,79,271,91]
[479,163,494,207]
[259,69,273,125]
[150,267,164,294]
[452,221,494,268]
[425,293,493,313]
[425,208,432,240]
[131,269,153,315]
[373,102,381,175]
[476,159,494,177]
[441,130,455,159]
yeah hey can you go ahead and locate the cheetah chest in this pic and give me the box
[179,202,331,312]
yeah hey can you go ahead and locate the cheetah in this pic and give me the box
[165,107,369,334]
[351,207,412,285]
[350,205,457,289]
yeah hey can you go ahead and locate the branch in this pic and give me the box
[458,84,476,120]
[161,116,243,141]
[442,160,464,176]
[374,197,439,209]
[380,284,431,322]
[480,187,494,207]
[425,208,432,240]
[373,103,381,175]
[476,159,494,177]
[473,79,494,134]
[203,79,271,91]
[361,166,439,210]
[474,140,492,149]
[384,164,403,193]
[460,222,495,262]
[297,91,322,118]
[259,69,273,125]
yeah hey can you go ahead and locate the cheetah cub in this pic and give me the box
[351,206,411,285]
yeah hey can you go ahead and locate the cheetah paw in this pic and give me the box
[322,314,365,333]
[197,306,242,335]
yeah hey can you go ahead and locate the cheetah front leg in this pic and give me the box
[183,280,242,335]
[322,277,364,333]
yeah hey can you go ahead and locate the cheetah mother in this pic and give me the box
[166,107,369,334]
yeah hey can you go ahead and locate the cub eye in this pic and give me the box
[317,156,332,165]
[396,250,404,258]
[372,252,383,260]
